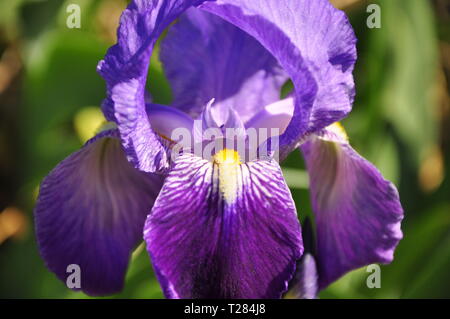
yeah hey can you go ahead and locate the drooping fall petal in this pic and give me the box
[144,153,303,298]
[300,126,403,289]
[35,130,164,295]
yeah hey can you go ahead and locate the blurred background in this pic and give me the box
[0,0,449,298]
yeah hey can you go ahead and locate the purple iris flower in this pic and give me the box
[35,0,403,298]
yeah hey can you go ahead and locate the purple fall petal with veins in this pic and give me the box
[300,126,404,289]
[35,130,164,296]
[144,153,303,298]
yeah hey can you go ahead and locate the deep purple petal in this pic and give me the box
[161,8,287,122]
[144,153,303,298]
[35,130,164,296]
[97,0,204,172]
[200,0,357,155]
[300,127,404,289]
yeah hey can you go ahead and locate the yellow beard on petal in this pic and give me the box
[327,122,349,141]
[212,149,241,204]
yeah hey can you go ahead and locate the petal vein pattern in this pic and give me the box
[144,153,303,298]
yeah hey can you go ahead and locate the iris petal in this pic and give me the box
[300,127,404,289]
[285,254,319,299]
[146,103,194,142]
[196,99,247,140]
[200,0,357,156]
[245,97,294,137]
[35,130,164,296]
[97,0,204,172]
[161,8,287,122]
[144,153,303,298]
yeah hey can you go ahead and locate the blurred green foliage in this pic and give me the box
[0,0,449,298]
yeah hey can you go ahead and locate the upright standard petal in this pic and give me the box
[144,152,303,298]
[300,125,404,289]
[200,0,357,155]
[161,9,287,122]
[35,130,164,296]
[97,0,204,172]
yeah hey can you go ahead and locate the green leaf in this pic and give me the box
[379,0,439,165]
